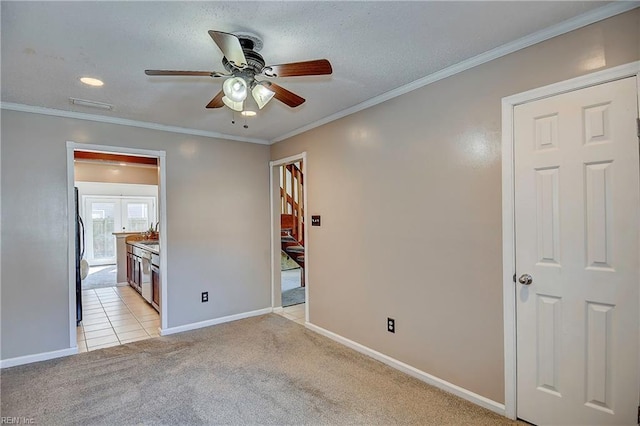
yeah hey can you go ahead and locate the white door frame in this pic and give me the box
[66,142,169,349]
[501,61,640,420]
[270,152,309,323]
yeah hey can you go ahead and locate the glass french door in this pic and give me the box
[84,197,156,265]
[123,200,153,232]
[86,199,117,265]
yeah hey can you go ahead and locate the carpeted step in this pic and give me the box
[286,245,304,253]
[281,233,297,243]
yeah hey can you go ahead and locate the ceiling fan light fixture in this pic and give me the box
[145,30,332,114]
[222,76,248,102]
[222,96,244,112]
[241,91,260,117]
[251,84,275,109]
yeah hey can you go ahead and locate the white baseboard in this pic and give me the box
[273,306,284,313]
[0,347,78,369]
[305,322,506,416]
[160,307,273,336]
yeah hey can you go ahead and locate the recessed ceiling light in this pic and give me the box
[80,77,104,87]
[241,110,257,117]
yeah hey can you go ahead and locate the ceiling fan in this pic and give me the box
[145,30,332,116]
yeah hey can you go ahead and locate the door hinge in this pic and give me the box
[513,273,516,283]
[637,405,639,425]
[637,118,640,140]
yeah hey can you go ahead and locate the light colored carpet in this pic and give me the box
[1,314,519,425]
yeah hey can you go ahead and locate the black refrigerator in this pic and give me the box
[75,187,85,326]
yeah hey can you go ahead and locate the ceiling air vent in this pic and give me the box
[69,97,114,111]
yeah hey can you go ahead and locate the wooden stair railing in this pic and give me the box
[280,161,305,287]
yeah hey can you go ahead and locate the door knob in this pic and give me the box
[518,274,533,285]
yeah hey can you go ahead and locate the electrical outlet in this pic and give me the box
[387,317,395,333]
[201,292,208,303]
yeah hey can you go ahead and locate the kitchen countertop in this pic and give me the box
[127,240,160,255]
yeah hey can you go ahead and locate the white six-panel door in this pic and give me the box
[514,77,639,425]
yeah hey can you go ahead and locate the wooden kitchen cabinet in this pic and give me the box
[126,243,142,293]
[133,255,141,292]
[126,251,132,283]
[126,241,160,312]
[126,246,134,286]
[151,265,160,309]
[151,253,160,311]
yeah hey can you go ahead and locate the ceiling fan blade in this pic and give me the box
[206,90,225,108]
[266,82,305,108]
[145,70,227,77]
[208,30,248,69]
[263,59,332,78]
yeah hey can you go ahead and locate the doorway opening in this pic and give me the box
[271,153,308,325]
[67,143,167,354]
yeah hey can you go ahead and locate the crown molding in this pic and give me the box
[270,2,639,143]
[0,102,270,145]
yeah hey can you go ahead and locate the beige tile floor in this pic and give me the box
[77,285,160,352]
[276,303,305,325]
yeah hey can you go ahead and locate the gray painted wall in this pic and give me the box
[270,10,640,403]
[1,112,271,359]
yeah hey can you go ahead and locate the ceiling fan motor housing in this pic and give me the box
[222,37,265,76]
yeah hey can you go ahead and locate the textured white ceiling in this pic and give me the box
[1,1,613,143]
